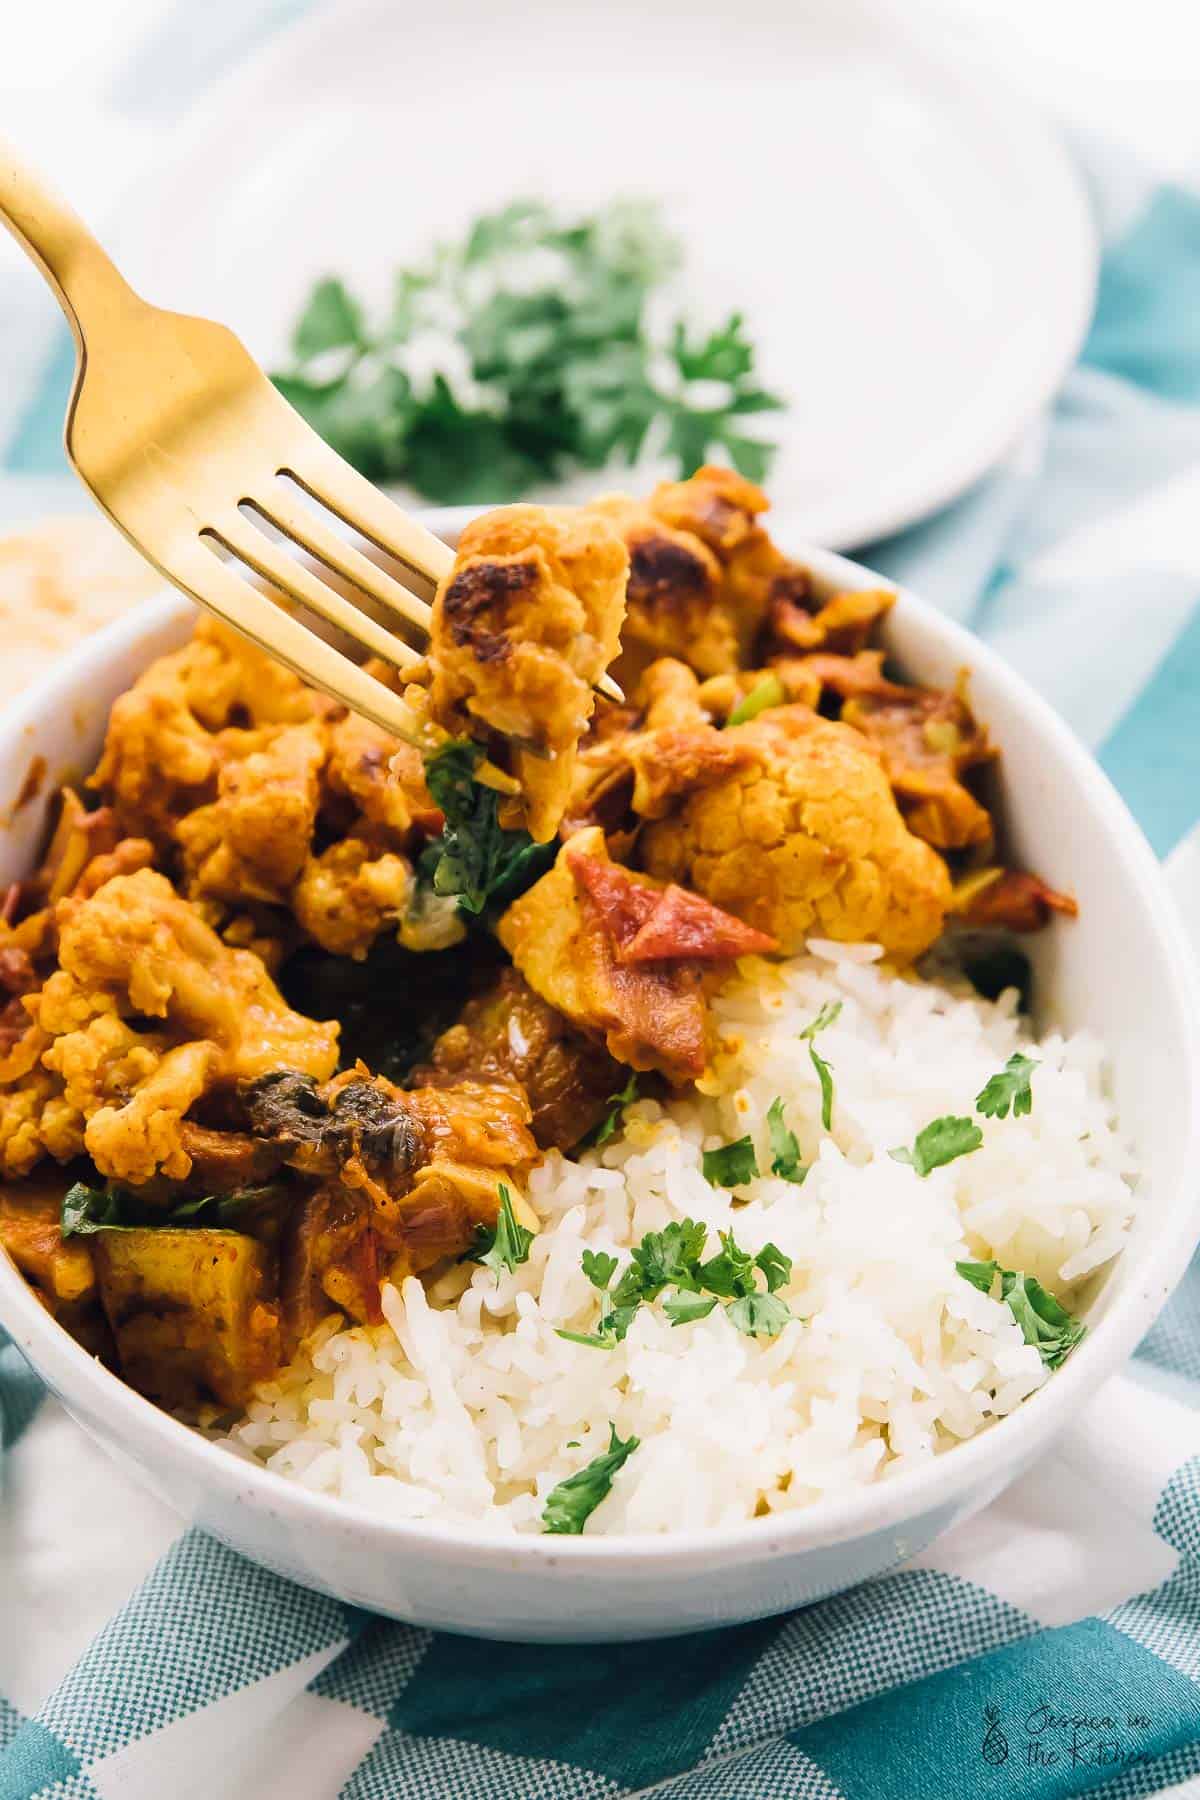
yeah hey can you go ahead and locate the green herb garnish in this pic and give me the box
[556,1246,643,1349]
[542,1424,641,1535]
[661,1291,719,1325]
[956,1260,1086,1369]
[890,1116,983,1178]
[727,673,786,728]
[60,1180,284,1238]
[626,1218,709,1298]
[766,1096,807,1184]
[559,1219,793,1344]
[273,200,782,505]
[583,1073,640,1150]
[800,1002,841,1131]
[469,1184,534,1282]
[975,1053,1038,1121]
[698,1231,793,1339]
[422,740,553,917]
[701,1135,759,1189]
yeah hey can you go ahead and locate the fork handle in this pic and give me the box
[0,138,138,344]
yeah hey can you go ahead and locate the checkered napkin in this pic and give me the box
[2,133,1200,1800]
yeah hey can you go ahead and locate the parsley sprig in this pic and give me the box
[581,1074,640,1150]
[890,1117,983,1178]
[273,199,782,505]
[766,1097,807,1184]
[890,1048,1039,1177]
[975,1053,1038,1120]
[557,1219,794,1346]
[800,1002,841,1132]
[542,1424,641,1534]
[701,1136,759,1188]
[556,1249,644,1349]
[957,1259,1086,1369]
[467,1185,534,1282]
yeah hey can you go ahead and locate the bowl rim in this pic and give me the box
[1,532,1198,1572]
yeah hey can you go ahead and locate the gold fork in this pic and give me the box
[0,142,620,742]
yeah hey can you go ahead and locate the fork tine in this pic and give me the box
[171,540,427,740]
[248,487,433,634]
[275,432,627,701]
[210,515,423,672]
[279,437,455,588]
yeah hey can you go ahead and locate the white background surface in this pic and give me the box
[2,0,1200,201]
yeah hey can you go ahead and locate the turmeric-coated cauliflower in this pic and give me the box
[429,504,628,842]
[640,706,951,963]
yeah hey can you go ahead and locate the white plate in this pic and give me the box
[108,0,1097,549]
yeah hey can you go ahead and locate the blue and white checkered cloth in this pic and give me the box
[1,88,1200,1800]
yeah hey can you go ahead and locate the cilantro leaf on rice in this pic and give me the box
[702,1135,759,1188]
[766,1097,807,1183]
[542,1425,641,1534]
[975,1052,1038,1120]
[956,1260,1086,1369]
[890,1116,983,1177]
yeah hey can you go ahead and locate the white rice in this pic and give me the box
[213,941,1137,1534]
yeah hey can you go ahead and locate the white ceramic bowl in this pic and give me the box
[1,529,1197,1643]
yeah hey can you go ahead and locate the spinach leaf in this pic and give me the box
[422,740,554,918]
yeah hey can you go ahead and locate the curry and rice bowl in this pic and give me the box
[0,467,1132,1536]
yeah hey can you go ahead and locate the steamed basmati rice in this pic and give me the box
[213,941,1137,1534]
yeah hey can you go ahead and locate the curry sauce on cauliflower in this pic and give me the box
[0,469,1075,1418]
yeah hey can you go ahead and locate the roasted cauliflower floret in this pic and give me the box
[568,658,754,832]
[0,868,341,1184]
[177,722,326,905]
[641,707,951,962]
[291,839,412,960]
[324,713,439,843]
[52,868,338,1084]
[429,504,628,841]
[589,493,733,676]
[595,467,812,682]
[92,617,316,843]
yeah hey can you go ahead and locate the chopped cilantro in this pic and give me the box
[754,1242,792,1294]
[469,1185,534,1282]
[766,1096,807,1184]
[697,1229,756,1297]
[975,1053,1038,1121]
[581,1249,619,1291]
[542,1424,641,1534]
[560,1220,793,1344]
[626,1218,708,1298]
[697,1231,793,1338]
[727,1291,792,1339]
[801,1001,843,1039]
[421,740,554,918]
[728,673,786,728]
[662,1291,719,1326]
[800,1002,841,1131]
[273,200,781,506]
[701,1136,760,1188]
[956,1259,1086,1369]
[557,1246,643,1349]
[583,1073,640,1150]
[890,1116,983,1178]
